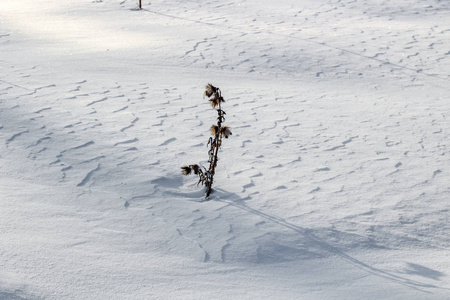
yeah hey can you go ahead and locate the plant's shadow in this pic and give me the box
[211,188,448,294]
[404,263,445,281]
[0,290,36,300]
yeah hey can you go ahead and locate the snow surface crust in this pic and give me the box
[0,0,449,299]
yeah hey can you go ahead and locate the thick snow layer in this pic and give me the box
[1,0,449,299]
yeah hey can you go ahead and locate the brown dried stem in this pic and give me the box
[182,84,231,199]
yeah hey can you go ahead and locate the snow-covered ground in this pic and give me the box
[1,0,449,299]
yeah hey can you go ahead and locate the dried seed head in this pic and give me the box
[190,164,200,175]
[209,98,219,108]
[220,126,232,138]
[181,166,191,175]
[204,84,218,99]
[210,96,225,108]
[210,125,219,135]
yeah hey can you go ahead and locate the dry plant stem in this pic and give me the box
[182,84,231,199]
[206,103,224,197]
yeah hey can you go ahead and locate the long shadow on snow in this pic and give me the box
[0,290,38,300]
[212,188,446,295]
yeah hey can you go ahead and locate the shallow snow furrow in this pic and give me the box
[77,164,101,187]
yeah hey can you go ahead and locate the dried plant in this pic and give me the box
[182,84,232,198]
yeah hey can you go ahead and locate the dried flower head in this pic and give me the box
[191,164,200,175]
[204,84,218,99]
[181,166,191,175]
[210,125,219,135]
[209,96,225,108]
[220,126,232,138]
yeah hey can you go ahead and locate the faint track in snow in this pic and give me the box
[6,130,29,144]
[27,136,51,148]
[120,116,138,132]
[87,97,108,107]
[61,141,95,154]
[114,138,138,147]
[146,8,450,82]
[33,107,51,114]
[77,163,101,187]
[183,39,208,57]
[159,137,176,146]
[113,106,129,113]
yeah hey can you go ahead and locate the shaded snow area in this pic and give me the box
[1,0,449,299]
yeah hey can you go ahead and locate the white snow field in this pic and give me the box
[1,0,449,299]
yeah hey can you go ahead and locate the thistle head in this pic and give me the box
[220,126,232,138]
[209,96,225,108]
[191,164,200,175]
[204,84,218,99]
[182,164,201,175]
[181,166,191,175]
[210,125,219,135]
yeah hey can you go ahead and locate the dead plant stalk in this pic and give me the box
[182,84,232,199]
